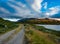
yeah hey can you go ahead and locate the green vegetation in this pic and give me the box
[0,18,19,34]
[25,24,58,44]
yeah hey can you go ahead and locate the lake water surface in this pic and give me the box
[37,25,60,31]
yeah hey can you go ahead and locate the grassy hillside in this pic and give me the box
[32,25,60,37]
[0,18,19,34]
[18,18,60,24]
[25,24,60,44]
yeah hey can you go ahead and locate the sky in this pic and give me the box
[0,0,60,20]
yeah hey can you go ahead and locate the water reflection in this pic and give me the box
[37,25,60,31]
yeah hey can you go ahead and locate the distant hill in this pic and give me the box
[18,18,60,24]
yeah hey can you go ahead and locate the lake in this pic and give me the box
[37,25,60,31]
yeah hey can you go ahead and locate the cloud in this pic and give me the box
[7,0,40,18]
[45,6,60,17]
[3,18,20,22]
[2,0,58,19]
[43,2,47,9]
[49,6,60,15]
[0,7,12,18]
[9,0,26,8]
[32,0,43,12]
[26,0,43,12]
[0,7,10,14]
